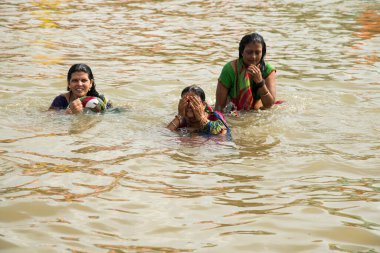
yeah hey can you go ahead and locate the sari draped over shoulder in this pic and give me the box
[204,104,229,135]
[218,58,275,111]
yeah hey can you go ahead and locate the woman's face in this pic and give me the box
[68,71,93,98]
[242,42,263,66]
[182,92,205,119]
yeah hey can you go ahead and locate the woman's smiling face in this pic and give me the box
[68,71,93,98]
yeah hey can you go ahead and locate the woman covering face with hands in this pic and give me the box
[215,32,278,113]
[167,85,228,135]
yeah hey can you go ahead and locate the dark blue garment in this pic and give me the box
[49,94,112,110]
[50,95,68,109]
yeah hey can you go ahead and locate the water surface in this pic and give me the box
[0,1,379,252]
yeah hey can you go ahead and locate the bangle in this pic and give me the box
[169,120,178,128]
[175,114,182,122]
[261,90,270,97]
[256,79,265,88]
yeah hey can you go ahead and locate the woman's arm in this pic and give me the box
[167,115,182,131]
[167,98,187,131]
[215,81,229,112]
[258,71,276,108]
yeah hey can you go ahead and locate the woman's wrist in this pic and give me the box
[256,79,265,89]
[260,90,270,97]
[174,115,183,127]
[169,115,182,129]
[258,85,275,108]
[175,114,182,124]
[258,85,270,97]
[169,120,178,128]
[65,107,73,114]
[200,116,209,128]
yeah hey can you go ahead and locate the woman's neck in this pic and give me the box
[67,91,78,103]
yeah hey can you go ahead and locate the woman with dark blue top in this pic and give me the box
[49,64,112,114]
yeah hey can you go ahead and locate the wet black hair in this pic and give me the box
[67,63,100,97]
[238,32,267,75]
[181,85,206,102]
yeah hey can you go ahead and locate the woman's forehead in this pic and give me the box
[245,41,262,50]
[71,71,89,78]
[182,91,198,97]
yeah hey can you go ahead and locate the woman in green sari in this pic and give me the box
[215,33,277,113]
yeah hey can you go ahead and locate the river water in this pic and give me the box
[1,1,379,252]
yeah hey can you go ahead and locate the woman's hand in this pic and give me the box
[247,64,263,84]
[177,97,187,117]
[69,98,83,114]
[188,96,209,128]
[188,96,204,120]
